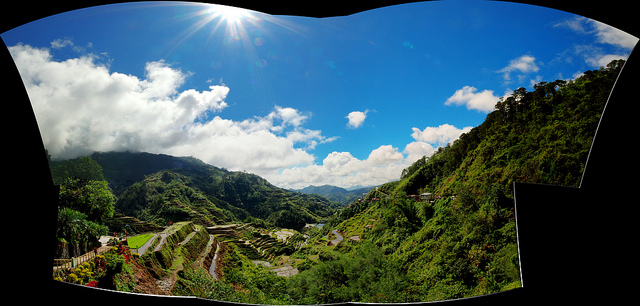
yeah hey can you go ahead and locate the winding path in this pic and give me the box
[153,232,169,252]
[327,229,343,246]
[209,242,221,279]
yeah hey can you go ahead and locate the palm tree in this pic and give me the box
[56,207,107,258]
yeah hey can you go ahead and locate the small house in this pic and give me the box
[420,193,435,201]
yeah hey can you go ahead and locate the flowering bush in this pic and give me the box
[95,254,107,270]
[85,281,98,287]
[67,273,81,284]
[115,242,132,264]
[53,243,136,288]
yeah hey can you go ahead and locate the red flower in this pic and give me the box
[85,281,98,287]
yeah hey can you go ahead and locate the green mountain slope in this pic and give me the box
[89,151,216,195]
[296,60,624,302]
[397,60,624,198]
[88,151,340,230]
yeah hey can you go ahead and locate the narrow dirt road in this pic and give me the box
[135,234,158,255]
[153,232,168,252]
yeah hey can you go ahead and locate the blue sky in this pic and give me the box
[2,1,637,189]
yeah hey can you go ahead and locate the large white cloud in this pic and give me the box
[169,116,318,173]
[9,43,330,176]
[268,123,471,189]
[555,16,637,50]
[11,41,477,190]
[410,124,473,147]
[269,145,409,189]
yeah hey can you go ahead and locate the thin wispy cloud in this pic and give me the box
[554,16,638,68]
[497,55,540,84]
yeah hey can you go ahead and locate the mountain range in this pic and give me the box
[53,151,342,231]
[295,184,376,205]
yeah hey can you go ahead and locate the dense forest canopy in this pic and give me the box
[398,59,624,198]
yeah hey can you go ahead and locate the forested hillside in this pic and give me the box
[51,151,341,232]
[115,162,340,230]
[283,60,623,302]
[398,60,624,197]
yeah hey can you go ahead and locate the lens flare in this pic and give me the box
[214,5,249,23]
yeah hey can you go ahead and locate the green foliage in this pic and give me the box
[113,158,340,228]
[50,155,105,184]
[298,185,375,205]
[59,177,115,223]
[307,58,622,300]
[287,241,410,304]
[357,62,621,300]
[216,242,294,304]
[269,209,309,231]
[56,207,108,257]
[397,61,621,199]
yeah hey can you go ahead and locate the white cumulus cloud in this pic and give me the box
[445,86,501,113]
[555,16,637,50]
[268,144,408,190]
[268,123,472,189]
[8,42,333,177]
[410,124,473,147]
[346,110,369,129]
[591,19,638,50]
[11,41,482,191]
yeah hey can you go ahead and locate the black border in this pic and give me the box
[4,1,638,305]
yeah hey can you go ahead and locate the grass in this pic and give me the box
[127,233,155,249]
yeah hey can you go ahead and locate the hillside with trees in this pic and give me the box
[52,151,341,232]
[114,161,340,230]
[295,59,623,302]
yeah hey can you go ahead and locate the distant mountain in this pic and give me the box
[84,151,341,230]
[297,184,376,205]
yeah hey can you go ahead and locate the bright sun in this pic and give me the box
[212,5,249,23]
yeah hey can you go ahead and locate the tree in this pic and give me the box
[58,177,115,224]
[56,207,107,258]
[51,155,105,184]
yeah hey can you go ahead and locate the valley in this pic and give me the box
[50,61,623,304]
